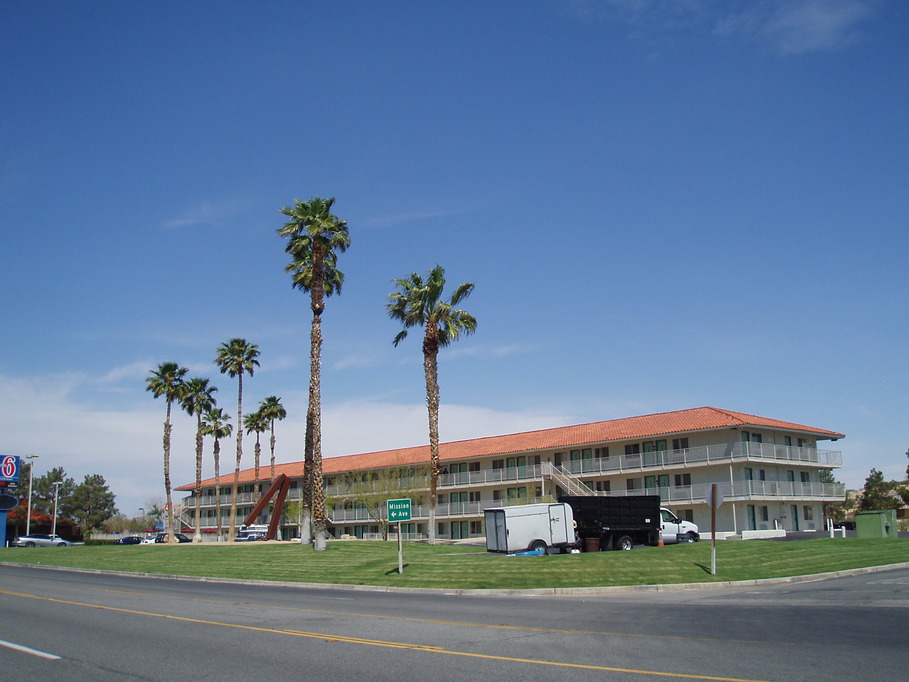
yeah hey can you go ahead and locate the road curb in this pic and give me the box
[3,560,909,596]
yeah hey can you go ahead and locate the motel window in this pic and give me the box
[642,440,667,453]
[470,521,483,535]
[469,491,481,503]
[784,436,792,447]
[672,437,689,450]
[626,478,640,491]
[492,459,504,470]
[493,490,502,501]
[674,473,691,487]
[469,462,480,472]
[800,471,810,483]
[624,444,640,455]
[595,447,609,458]
[594,480,610,492]
[759,506,769,522]
[803,506,814,521]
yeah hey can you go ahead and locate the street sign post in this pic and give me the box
[387,499,412,574]
[706,484,724,575]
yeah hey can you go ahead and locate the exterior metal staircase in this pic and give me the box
[541,463,592,496]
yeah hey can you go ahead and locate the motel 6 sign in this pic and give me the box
[1,455,20,485]
[0,455,21,511]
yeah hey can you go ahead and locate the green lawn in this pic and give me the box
[1,539,907,590]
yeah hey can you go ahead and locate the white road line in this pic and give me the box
[0,638,62,660]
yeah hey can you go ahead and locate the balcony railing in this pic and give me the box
[435,443,841,487]
[609,480,845,505]
[183,442,843,513]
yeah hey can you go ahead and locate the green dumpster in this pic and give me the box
[854,510,898,538]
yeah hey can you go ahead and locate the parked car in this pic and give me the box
[13,534,72,547]
[115,536,143,545]
[154,533,191,543]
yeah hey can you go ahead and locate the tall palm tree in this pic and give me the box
[277,196,350,551]
[259,396,287,482]
[387,265,477,544]
[180,377,218,542]
[244,409,268,502]
[214,338,260,541]
[145,362,189,543]
[201,407,232,540]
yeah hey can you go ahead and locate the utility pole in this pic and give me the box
[25,453,39,535]
[51,481,62,536]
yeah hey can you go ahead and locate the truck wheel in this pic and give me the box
[683,533,698,543]
[616,536,633,551]
[529,540,547,553]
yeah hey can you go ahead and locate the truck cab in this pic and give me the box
[660,508,699,544]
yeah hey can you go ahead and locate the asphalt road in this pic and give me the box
[0,564,906,681]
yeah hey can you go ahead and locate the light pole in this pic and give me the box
[25,454,39,536]
[51,481,62,536]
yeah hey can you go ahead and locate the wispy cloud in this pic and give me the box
[572,0,877,56]
[163,197,252,230]
[358,206,476,230]
[757,0,875,55]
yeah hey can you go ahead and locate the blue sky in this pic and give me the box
[2,1,907,516]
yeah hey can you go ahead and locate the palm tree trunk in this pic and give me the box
[163,400,176,543]
[214,440,222,539]
[310,310,327,552]
[269,425,276,482]
[229,373,243,542]
[193,415,203,543]
[254,436,261,501]
[424,348,440,545]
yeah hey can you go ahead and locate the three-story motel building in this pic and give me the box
[178,406,845,540]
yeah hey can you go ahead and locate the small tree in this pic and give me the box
[858,468,902,511]
[326,464,428,540]
[68,474,117,533]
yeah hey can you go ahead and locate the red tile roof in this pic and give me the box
[177,406,844,490]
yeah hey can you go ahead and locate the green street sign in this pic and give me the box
[387,498,412,523]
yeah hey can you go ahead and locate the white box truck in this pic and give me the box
[484,503,576,554]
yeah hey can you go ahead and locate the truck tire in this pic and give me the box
[615,535,633,551]
[682,532,698,543]
[529,540,547,553]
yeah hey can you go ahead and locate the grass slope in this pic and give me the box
[1,539,907,590]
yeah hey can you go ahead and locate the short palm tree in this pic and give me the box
[201,407,232,539]
[145,362,188,543]
[387,265,476,544]
[214,338,260,541]
[244,409,269,501]
[180,377,217,542]
[259,396,287,482]
[277,196,350,551]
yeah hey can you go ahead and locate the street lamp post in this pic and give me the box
[25,454,39,536]
[51,481,62,536]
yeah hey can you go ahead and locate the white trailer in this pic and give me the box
[484,503,576,554]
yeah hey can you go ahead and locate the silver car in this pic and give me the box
[13,533,72,547]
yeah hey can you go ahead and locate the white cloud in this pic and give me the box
[760,0,874,55]
[163,196,252,230]
[572,0,877,56]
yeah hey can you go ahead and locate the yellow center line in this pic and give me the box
[63,583,835,649]
[0,588,769,682]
